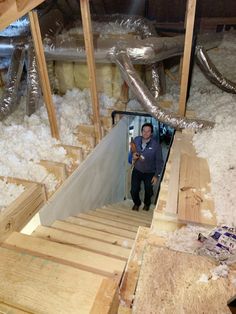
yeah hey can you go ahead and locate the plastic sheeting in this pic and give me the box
[111,48,214,130]
[0,46,25,120]
[39,119,128,225]
[196,46,236,94]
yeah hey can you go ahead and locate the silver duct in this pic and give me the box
[91,14,157,38]
[110,48,214,130]
[0,46,25,120]
[195,46,236,94]
[26,42,41,116]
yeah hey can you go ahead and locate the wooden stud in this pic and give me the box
[29,10,59,139]
[80,0,102,142]
[0,0,45,30]
[178,0,197,116]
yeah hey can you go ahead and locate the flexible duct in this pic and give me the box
[26,42,41,116]
[195,46,236,94]
[0,46,25,120]
[110,48,214,130]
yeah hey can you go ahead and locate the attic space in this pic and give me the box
[0,0,236,313]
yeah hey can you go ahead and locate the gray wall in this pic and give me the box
[39,118,129,226]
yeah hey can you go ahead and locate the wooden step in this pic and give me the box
[103,205,153,221]
[32,225,130,260]
[65,217,137,239]
[94,208,152,225]
[105,203,153,216]
[2,232,126,277]
[76,213,139,232]
[0,302,29,313]
[51,220,134,248]
[0,247,120,314]
[86,210,150,227]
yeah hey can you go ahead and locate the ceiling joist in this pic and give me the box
[0,0,45,31]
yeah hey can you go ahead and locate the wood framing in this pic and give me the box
[80,0,102,142]
[29,10,59,139]
[0,0,45,30]
[178,0,197,116]
[0,177,46,243]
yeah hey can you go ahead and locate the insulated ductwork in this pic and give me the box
[195,46,236,94]
[0,46,25,120]
[110,48,214,130]
[26,42,41,116]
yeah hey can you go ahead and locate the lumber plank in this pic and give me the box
[0,0,45,31]
[104,205,153,219]
[65,216,137,239]
[2,232,126,277]
[164,131,195,215]
[87,210,150,227]
[0,183,46,243]
[94,208,151,225]
[90,274,121,314]
[120,227,149,308]
[80,0,102,141]
[177,153,216,226]
[0,302,29,314]
[76,213,139,232]
[178,0,197,116]
[32,225,130,260]
[29,11,59,139]
[52,220,134,248]
[0,247,106,314]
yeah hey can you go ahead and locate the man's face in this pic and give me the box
[142,126,152,140]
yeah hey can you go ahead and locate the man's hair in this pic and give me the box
[141,123,153,133]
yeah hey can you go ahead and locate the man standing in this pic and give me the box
[130,123,163,211]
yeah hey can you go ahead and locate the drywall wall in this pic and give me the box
[39,118,129,225]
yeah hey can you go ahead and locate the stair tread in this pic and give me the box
[94,208,152,224]
[32,225,130,260]
[65,217,137,239]
[103,206,153,220]
[0,246,113,314]
[76,213,139,232]
[51,220,134,248]
[3,232,126,277]
[86,210,150,227]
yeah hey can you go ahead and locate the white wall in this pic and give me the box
[39,118,129,226]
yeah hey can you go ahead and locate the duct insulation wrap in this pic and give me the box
[111,48,214,130]
[196,46,236,94]
[91,14,157,38]
[0,46,25,120]
[26,42,41,116]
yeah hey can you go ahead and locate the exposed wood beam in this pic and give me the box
[0,0,45,31]
[80,0,102,142]
[29,10,59,139]
[178,0,197,116]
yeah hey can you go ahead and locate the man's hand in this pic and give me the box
[151,176,158,185]
[132,152,140,160]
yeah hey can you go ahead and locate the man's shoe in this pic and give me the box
[143,205,150,211]
[132,204,139,211]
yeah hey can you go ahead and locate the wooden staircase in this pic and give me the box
[0,201,152,314]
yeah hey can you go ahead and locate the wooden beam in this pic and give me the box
[178,0,197,116]
[80,0,102,142]
[29,10,59,139]
[0,0,45,31]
